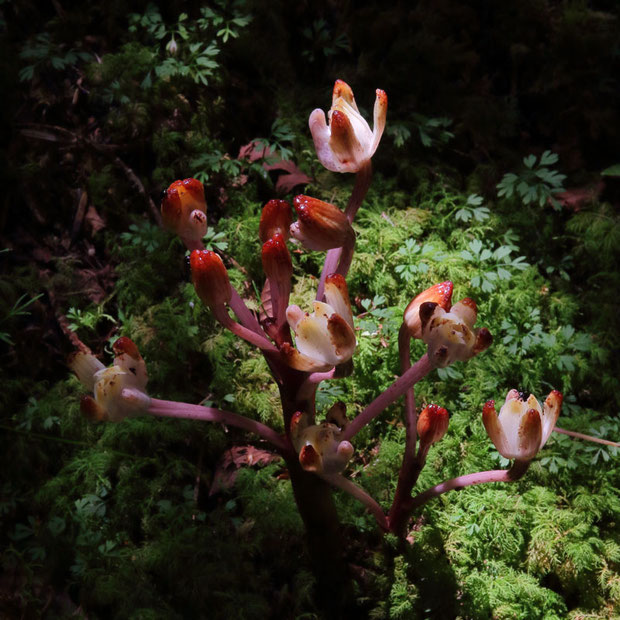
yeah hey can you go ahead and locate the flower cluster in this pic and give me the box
[67,77,577,544]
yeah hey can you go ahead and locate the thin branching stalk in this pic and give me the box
[148,398,289,453]
[321,472,389,530]
[553,426,620,447]
[405,459,531,514]
[342,354,433,441]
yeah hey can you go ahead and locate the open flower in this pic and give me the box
[416,293,492,368]
[283,275,356,371]
[161,178,207,244]
[309,79,387,173]
[290,412,353,474]
[290,195,354,251]
[483,389,563,460]
[69,338,150,423]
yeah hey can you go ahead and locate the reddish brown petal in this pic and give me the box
[113,337,140,359]
[418,301,439,335]
[332,79,356,108]
[329,110,363,166]
[518,408,543,460]
[279,342,332,372]
[324,274,354,328]
[80,394,106,422]
[161,178,206,235]
[473,328,493,355]
[327,313,356,360]
[403,282,453,339]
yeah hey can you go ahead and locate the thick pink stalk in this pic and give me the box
[321,472,388,531]
[342,354,432,441]
[387,325,421,535]
[316,161,373,301]
[553,426,620,447]
[148,398,289,453]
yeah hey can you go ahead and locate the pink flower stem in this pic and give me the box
[341,354,432,441]
[398,325,417,454]
[229,288,264,334]
[296,368,337,402]
[553,426,620,448]
[344,160,373,223]
[181,236,204,252]
[316,249,341,301]
[215,309,278,353]
[148,398,289,453]
[404,459,531,514]
[334,235,355,279]
[315,161,372,301]
[320,472,388,531]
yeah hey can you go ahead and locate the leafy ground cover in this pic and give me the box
[1,1,619,617]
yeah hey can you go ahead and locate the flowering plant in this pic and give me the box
[69,79,617,612]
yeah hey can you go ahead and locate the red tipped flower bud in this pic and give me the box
[190,250,231,309]
[290,195,354,251]
[261,233,293,284]
[259,199,292,243]
[417,404,449,448]
[403,281,453,339]
[161,178,207,241]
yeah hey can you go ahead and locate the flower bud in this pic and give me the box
[161,178,207,241]
[259,199,292,243]
[190,250,232,310]
[290,195,354,251]
[403,281,453,339]
[261,233,293,287]
[417,404,449,449]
